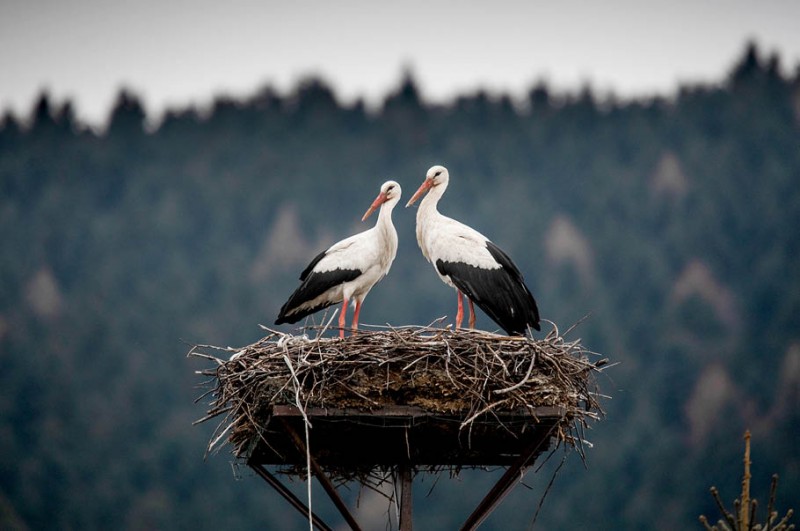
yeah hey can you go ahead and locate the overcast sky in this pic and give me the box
[2,0,800,126]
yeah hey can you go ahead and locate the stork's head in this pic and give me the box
[405,165,449,207]
[362,180,402,221]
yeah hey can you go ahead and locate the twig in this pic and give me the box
[494,347,537,395]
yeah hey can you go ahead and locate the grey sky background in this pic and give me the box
[2,0,800,126]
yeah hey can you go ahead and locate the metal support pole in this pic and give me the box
[248,462,334,531]
[459,426,555,531]
[280,419,363,531]
[398,464,413,531]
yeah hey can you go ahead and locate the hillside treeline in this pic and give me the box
[1,43,798,529]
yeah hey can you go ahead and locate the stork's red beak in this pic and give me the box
[405,179,433,207]
[362,192,388,221]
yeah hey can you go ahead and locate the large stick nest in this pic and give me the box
[191,320,607,471]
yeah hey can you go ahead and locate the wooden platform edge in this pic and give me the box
[270,404,568,419]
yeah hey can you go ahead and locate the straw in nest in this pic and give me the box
[191,320,606,467]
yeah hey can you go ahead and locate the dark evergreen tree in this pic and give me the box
[0,42,798,530]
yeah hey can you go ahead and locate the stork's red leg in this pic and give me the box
[339,297,348,338]
[468,298,476,329]
[352,300,362,332]
[455,290,464,329]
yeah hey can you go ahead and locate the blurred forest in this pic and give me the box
[1,43,799,530]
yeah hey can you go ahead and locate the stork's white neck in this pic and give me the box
[415,180,448,262]
[418,179,447,217]
[377,195,400,228]
[374,194,399,266]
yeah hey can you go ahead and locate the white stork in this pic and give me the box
[406,165,540,335]
[275,180,401,338]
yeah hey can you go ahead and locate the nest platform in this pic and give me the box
[191,322,605,530]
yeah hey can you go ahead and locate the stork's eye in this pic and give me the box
[434,170,442,177]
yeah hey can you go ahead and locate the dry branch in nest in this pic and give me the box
[191,321,607,481]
